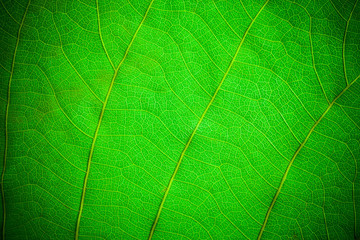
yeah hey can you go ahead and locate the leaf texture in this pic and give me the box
[1,0,360,239]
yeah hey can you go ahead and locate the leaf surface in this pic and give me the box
[1,0,360,239]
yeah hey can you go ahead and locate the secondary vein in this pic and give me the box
[148,1,270,238]
[342,0,359,86]
[257,74,360,240]
[1,0,31,239]
[74,0,155,239]
[96,0,115,71]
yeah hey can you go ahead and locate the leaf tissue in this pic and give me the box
[1,0,359,239]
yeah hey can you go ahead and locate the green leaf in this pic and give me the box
[1,0,359,239]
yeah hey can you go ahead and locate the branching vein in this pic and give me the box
[74,0,155,238]
[1,1,31,238]
[148,1,270,238]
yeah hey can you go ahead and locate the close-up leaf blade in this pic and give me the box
[1,0,359,239]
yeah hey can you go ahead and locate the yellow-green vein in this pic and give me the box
[257,74,360,240]
[51,14,104,104]
[74,0,155,239]
[96,0,115,71]
[148,1,270,238]
[328,0,347,22]
[309,17,329,104]
[342,0,359,85]
[1,0,31,239]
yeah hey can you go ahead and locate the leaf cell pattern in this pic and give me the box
[0,0,359,239]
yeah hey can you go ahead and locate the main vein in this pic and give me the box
[257,75,360,240]
[1,0,31,239]
[148,1,270,238]
[74,0,155,239]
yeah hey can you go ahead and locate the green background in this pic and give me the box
[1,0,359,239]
